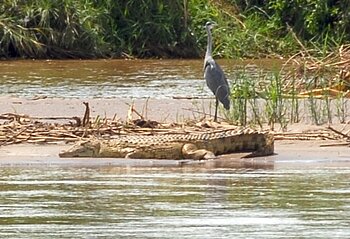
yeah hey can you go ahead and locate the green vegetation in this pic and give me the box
[221,67,350,129]
[1,0,350,59]
[0,0,196,58]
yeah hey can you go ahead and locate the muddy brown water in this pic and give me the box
[0,59,349,238]
[0,59,280,99]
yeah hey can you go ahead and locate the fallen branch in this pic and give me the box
[327,126,350,140]
[0,125,30,146]
[82,102,90,127]
[181,108,225,120]
[320,142,350,147]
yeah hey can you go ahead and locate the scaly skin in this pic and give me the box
[59,128,274,160]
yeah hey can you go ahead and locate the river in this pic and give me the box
[0,59,279,99]
[0,164,349,238]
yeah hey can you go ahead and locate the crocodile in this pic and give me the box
[59,128,274,160]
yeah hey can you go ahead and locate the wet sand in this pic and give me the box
[0,95,212,122]
[1,96,349,168]
[1,140,349,168]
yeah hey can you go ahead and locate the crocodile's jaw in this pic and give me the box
[59,141,100,158]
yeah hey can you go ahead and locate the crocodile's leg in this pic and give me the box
[182,143,216,160]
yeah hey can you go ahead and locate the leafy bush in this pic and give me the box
[1,0,350,58]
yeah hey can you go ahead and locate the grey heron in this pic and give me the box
[203,21,230,122]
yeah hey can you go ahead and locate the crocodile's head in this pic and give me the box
[59,140,101,158]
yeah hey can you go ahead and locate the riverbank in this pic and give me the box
[1,96,349,168]
[2,1,349,59]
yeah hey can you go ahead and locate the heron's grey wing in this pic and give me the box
[204,59,230,110]
[204,58,223,93]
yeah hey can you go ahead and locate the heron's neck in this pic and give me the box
[205,28,212,59]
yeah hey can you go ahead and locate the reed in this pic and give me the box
[335,93,348,124]
[323,90,333,124]
[307,94,320,125]
[223,66,350,129]
[264,72,288,130]
[225,71,247,125]
[288,76,300,123]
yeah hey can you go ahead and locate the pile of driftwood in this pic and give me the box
[0,113,195,146]
[0,112,119,146]
[0,102,349,147]
[282,44,350,97]
[274,127,348,141]
[0,103,242,146]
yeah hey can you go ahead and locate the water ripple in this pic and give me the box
[0,59,276,99]
[0,166,349,238]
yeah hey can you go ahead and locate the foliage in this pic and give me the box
[108,0,197,57]
[0,0,110,58]
[0,0,350,58]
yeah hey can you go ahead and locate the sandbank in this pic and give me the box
[0,96,349,168]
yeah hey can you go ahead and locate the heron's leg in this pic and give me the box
[214,98,218,122]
